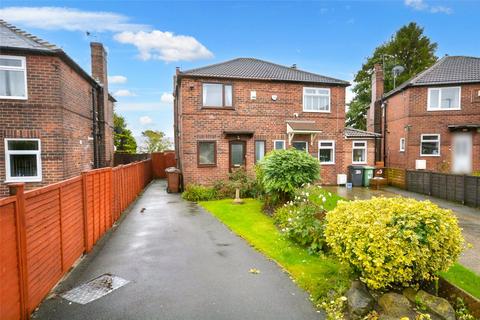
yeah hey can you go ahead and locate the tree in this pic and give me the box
[346,22,438,130]
[114,113,137,153]
[141,129,172,153]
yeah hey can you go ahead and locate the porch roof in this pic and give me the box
[448,124,480,131]
[286,122,322,133]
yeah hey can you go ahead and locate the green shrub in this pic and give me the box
[325,197,464,290]
[294,184,344,211]
[182,184,218,202]
[256,149,320,204]
[213,168,261,199]
[273,185,340,254]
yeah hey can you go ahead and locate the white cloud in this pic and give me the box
[114,30,213,62]
[0,7,148,32]
[139,116,153,125]
[108,75,127,84]
[113,89,136,97]
[404,0,452,14]
[160,92,174,104]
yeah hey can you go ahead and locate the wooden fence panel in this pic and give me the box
[405,170,480,208]
[0,159,153,320]
[151,151,176,178]
[386,168,406,189]
[0,198,22,320]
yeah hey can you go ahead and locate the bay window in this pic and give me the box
[427,87,460,110]
[5,139,42,182]
[420,134,440,156]
[0,55,27,99]
[303,87,330,112]
[202,83,233,108]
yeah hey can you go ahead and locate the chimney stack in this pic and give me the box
[371,63,384,103]
[90,42,108,88]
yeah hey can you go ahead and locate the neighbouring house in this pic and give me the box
[0,20,115,196]
[173,58,379,186]
[368,56,480,174]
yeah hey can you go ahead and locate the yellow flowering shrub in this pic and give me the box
[325,197,464,290]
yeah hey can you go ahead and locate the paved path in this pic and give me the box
[325,186,480,274]
[34,180,321,320]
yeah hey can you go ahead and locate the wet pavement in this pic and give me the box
[325,186,480,274]
[33,180,321,320]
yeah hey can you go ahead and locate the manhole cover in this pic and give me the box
[60,274,129,305]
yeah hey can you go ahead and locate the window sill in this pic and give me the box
[201,106,235,110]
[420,154,441,157]
[197,164,217,168]
[0,96,28,100]
[302,109,331,113]
[5,178,42,183]
[426,108,461,112]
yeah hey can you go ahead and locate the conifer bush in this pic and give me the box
[325,197,464,290]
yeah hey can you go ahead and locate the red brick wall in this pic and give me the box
[385,84,480,172]
[176,76,375,185]
[0,52,100,196]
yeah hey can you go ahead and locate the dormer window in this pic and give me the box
[427,87,460,111]
[0,55,27,99]
[202,83,233,108]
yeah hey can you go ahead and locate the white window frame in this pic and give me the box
[273,140,286,150]
[4,138,42,182]
[318,140,335,165]
[302,87,331,113]
[292,141,308,152]
[427,87,461,111]
[420,134,441,157]
[0,55,28,100]
[352,140,367,164]
[400,138,405,152]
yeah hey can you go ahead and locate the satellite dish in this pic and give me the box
[392,65,405,77]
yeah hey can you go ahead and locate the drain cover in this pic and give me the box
[60,274,129,304]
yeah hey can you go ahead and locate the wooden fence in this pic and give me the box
[151,151,176,179]
[0,160,152,320]
[113,153,150,166]
[385,167,480,208]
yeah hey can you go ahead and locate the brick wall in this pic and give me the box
[176,77,375,185]
[385,84,480,172]
[0,50,110,196]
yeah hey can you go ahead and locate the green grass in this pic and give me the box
[441,263,480,299]
[199,199,353,305]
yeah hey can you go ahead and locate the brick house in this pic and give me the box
[173,58,378,186]
[0,20,115,196]
[368,56,480,174]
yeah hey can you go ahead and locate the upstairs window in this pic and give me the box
[0,55,27,99]
[352,141,367,164]
[303,87,330,112]
[400,138,405,152]
[427,87,460,110]
[202,83,232,108]
[318,140,335,164]
[420,134,440,156]
[5,139,42,182]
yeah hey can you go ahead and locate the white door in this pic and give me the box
[452,133,472,174]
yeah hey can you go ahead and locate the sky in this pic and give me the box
[1,0,479,142]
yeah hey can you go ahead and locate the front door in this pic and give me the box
[229,141,246,171]
[292,141,308,152]
[452,133,472,174]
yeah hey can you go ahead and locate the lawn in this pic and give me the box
[441,263,480,299]
[199,199,353,305]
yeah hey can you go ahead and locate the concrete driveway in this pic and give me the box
[33,180,321,320]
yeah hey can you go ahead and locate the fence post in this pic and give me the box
[81,172,91,253]
[9,183,29,320]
